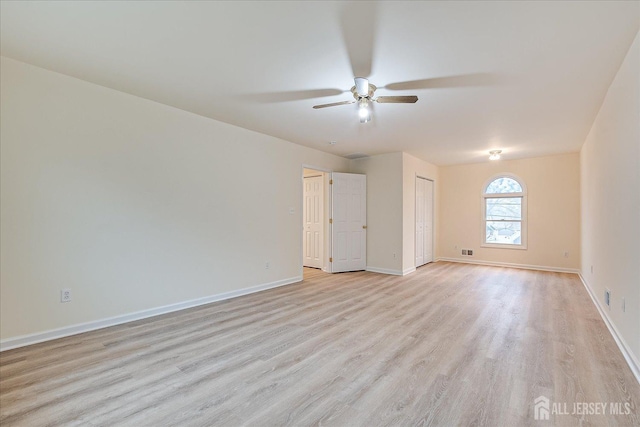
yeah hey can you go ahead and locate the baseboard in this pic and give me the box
[578,274,640,384]
[0,276,302,352]
[402,267,416,276]
[366,266,402,275]
[436,257,580,274]
[366,266,407,276]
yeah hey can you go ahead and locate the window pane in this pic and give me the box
[485,177,522,194]
[486,221,522,244]
[486,197,521,220]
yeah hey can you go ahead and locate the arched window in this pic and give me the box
[482,174,527,249]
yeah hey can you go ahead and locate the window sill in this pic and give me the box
[481,243,528,250]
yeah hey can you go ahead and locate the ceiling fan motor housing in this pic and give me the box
[351,82,377,100]
[354,77,369,97]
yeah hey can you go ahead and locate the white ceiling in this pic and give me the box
[1,1,638,165]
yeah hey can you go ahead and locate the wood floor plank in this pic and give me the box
[1,262,639,426]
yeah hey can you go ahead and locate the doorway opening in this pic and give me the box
[301,167,368,277]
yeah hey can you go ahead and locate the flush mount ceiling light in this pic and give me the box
[489,150,502,160]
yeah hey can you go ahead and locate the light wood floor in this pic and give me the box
[1,262,639,426]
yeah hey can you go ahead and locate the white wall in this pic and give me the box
[439,153,581,271]
[350,153,404,273]
[402,153,439,272]
[580,32,640,367]
[0,57,349,342]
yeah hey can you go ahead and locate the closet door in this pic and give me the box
[416,177,434,267]
[416,178,425,267]
[424,178,434,263]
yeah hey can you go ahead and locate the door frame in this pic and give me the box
[416,175,435,267]
[301,165,333,277]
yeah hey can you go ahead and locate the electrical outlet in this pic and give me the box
[462,249,468,256]
[60,289,71,303]
[564,251,569,258]
[468,249,473,256]
[605,289,611,309]
[265,261,270,270]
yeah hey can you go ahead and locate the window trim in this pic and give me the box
[481,173,528,250]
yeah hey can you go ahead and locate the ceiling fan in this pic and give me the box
[248,3,497,124]
[312,77,418,123]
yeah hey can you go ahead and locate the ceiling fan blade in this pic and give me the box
[312,100,356,109]
[375,96,418,104]
[340,2,377,78]
[384,73,499,91]
[245,88,344,103]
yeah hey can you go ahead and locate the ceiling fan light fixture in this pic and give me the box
[489,150,502,160]
[358,99,371,123]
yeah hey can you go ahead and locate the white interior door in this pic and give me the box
[303,175,324,268]
[331,172,366,272]
[424,178,434,263]
[416,178,425,267]
[416,177,434,267]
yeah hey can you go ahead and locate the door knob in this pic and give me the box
[362,225,367,229]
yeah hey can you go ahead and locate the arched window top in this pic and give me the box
[484,175,524,194]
